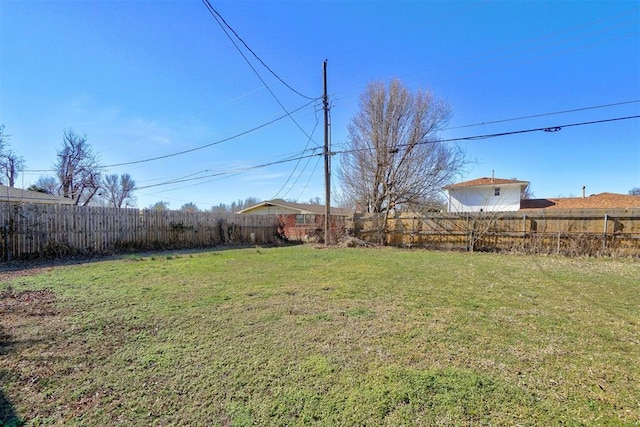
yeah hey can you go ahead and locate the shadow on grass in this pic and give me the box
[0,243,291,277]
[0,325,23,427]
[0,387,22,427]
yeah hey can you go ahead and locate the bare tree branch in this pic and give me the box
[339,79,465,241]
[0,125,25,187]
[54,129,103,205]
[103,173,136,208]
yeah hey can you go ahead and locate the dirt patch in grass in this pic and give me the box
[1,286,65,425]
[1,288,57,310]
[0,266,59,284]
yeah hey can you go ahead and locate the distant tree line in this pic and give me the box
[148,197,331,214]
[209,197,261,213]
[146,198,262,213]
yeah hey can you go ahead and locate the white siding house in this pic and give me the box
[445,177,529,213]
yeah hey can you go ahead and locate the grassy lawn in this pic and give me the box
[1,246,639,426]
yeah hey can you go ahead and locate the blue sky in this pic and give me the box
[1,0,638,210]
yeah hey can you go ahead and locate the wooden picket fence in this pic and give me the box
[350,208,640,256]
[3,202,639,260]
[0,203,280,260]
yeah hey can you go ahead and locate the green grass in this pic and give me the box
[1,246,639,426]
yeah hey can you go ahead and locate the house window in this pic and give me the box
[494,187,501,196]
[295,214,316,225]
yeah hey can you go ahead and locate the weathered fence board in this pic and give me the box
[351,209,640,256]
[3,202,639,259]
[0,203,280,260]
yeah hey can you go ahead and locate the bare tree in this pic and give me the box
[54,129,102,205]
[0,151,24,187]
[339,79,464,241]
[103,173,136,208]
[32,176,58,194]
[630,187,640,196]
[0,125,25,187]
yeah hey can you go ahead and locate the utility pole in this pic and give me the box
[323,60,331,246]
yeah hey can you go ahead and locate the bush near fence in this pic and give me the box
[349,208,640,256]
[0,202,280,260]
[277,214,349,244]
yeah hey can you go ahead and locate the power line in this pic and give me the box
[446,99,640,130]
[295,155,322,201]
[136,151,320,190]
[276,153,315,200]
[271,104,322,199]
[451,115,640,141]
[135,114,640,192]
[21,100,317,173]
[106,99,316,168]
[201,0,321,147]
[23,100,637,174]
[201,0,315,101]
[333,115,640,154]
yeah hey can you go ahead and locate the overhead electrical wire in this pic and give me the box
[332,115,640,155]
[446,99,640,130]
[201,0,322,147]
[134,144,323,187]
[295,155,322,201]
[135,114,640,191]
[274,153,315,200]
[22,99,637,175]
[200,0,314,101]
[271,105,322,200]
[136,152,319,190]
[103,100,315,169]
[23,100,318,173]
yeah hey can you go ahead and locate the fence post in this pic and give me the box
[603,214,608,252]
[522,214,527,250]
[3,221,9,261]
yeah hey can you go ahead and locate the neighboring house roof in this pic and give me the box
[0,185,74,205]
[444,177,529,189]
[520,193,640,210]
[238,199,352,216]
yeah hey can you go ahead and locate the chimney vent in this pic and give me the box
[582,186,586,198]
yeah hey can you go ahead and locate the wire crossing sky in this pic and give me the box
[1,0,638,209]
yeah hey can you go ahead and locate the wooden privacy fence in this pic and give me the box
[0,202,280,260]
[351,208,640,256]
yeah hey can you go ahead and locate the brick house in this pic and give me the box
[238,199,352,241]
